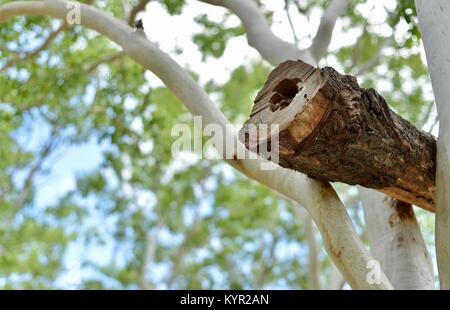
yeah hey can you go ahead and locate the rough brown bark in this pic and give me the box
[240,60,436,212]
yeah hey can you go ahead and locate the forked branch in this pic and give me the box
[0,0,393,289]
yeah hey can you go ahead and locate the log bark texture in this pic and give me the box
[240,60,436,212]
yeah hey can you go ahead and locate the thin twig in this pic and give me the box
[284,0,299,45]
[353,36,394,75]
[128,0,152,26]
[429,114,439,134]
[86,51,126,73]
[16,126,61,209]
[0,22,67,73]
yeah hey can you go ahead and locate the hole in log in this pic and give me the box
[270,78,301,112]
[241,60,437,213]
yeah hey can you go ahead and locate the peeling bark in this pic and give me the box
[240,60,436,212]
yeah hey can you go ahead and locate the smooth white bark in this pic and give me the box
[200,0,349,66]
[416,0,450,289]
[198,0,401,290]
[198,0,315,66]
[304,215,321,289]
[360,188,434,289]
[202,0,433,290]
[309,0,350,62]
[0,0,393,289]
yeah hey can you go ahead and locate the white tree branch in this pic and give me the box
[360,188,434,289]
[198,0,315,66]
[200,0,425,290]
[198,0,397,291]
[304,215,321,289]
[416,0,450,289]
[284,0,299,45]
[309,0,350,62]
[0,0,393,289]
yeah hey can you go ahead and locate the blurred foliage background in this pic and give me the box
[0,0,436,289]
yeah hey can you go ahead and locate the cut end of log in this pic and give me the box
[240,60,436,212]
[240,60,328,153]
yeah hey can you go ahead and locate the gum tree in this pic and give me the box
[0,0,440,289]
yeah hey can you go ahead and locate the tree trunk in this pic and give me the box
[360,187,434,289]
[416,0,450,289]
[240,60,436,212]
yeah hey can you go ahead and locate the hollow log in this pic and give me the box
[239,60,436,212]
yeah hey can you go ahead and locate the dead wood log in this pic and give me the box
[239,60,436,212]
